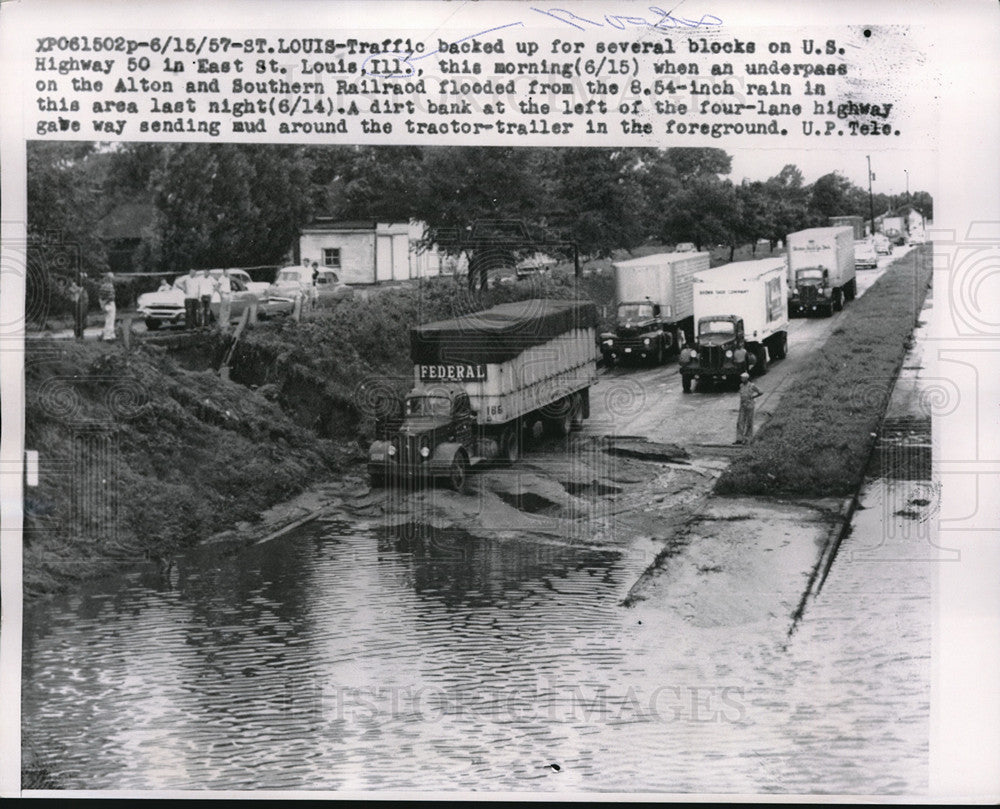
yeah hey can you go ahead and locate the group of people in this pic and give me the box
[178,268,232,329]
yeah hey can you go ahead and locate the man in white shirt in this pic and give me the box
[181,268,199,329]
[216,269,232,329]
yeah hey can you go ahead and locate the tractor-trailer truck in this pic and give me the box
[369,299,599,490]
[786,226,857,317]
[601,251,709,367]
[829,215,865,240]
[679,258,788,392]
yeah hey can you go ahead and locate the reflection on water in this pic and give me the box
[23,492,931,793]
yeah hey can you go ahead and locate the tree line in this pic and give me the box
[26,143,933,314]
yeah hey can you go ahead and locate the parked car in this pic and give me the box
[268,265,355,303]
[872,233,893,256]
[674,242,697,253]
[854,239,879,270]
[137,269,292,330]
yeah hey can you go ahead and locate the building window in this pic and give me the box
[323,248,341,268]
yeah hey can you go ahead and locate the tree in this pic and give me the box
[150,144,312,270]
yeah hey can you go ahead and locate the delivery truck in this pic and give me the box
[829,215,866,240]
[786,226,857,317]
[679,258,788,392]
[600,251,709,367]
[369,299,599,490]
[881,216,906,245]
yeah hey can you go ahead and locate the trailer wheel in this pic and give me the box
[543,398,572,438]
[447,452,469,493]
[833,289,844,312]
[500,424,520,465]
[569,392,585,431]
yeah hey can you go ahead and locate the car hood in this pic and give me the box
[137,289,185,307]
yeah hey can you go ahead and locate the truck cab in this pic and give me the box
[790,266,838,316]
[369,385,487,491]
[678,315,755,392]
[601,299,681,367]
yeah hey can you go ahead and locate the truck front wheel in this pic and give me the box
[447,452,469,493]
[833,289,844,312]
[682,374,692,393]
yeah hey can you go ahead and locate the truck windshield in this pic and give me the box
[406,396,452,417]
[699,320,736,337]
[618,303,655,320]
[796,269,825,283]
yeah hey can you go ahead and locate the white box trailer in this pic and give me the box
[679,259,788,390]
[370,300,599,488]
[603,251,709,366]
[786,226,857,316]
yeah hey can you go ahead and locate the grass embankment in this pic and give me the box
[715,245,932,497]
[24,341,345,596]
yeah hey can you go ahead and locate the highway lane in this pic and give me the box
[583,247,913,450]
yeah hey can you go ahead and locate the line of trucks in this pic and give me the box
[369,226,864,488]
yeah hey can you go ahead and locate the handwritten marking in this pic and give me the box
[530,6,722,32]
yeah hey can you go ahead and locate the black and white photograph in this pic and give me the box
[2,0,998,801]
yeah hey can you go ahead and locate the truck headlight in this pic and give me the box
[602,339,613,346]
[387,444,397,457]
[643,338,651,346]
[725,350,733,358]
[420,446,430,458]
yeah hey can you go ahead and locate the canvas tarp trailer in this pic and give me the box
[410,298,599,426]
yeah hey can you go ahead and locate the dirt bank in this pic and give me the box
[23,340,348,596]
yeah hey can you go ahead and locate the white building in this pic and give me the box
[298,219,465,285]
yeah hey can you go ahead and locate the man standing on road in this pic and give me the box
[735,371,762,444]
[68,277,88,340]
[216,268,232,330]
[98,272,116,342]
[181,269,199,329]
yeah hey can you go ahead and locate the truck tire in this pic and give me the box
[145,318,161,331]
[653,341,665,366]
[447,452,469,492]
[569,392,585,431]
[756,345,769,374]
[369,472,386,488]
[833,289,844,312]
[500,424,520,465]
[772,332,788,360]
[543,398,572,438]
[682,374,692,393]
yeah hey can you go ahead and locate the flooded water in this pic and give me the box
[23,479,933,794]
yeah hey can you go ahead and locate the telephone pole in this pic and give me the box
[904,169,910,206]
[866,155,876,236]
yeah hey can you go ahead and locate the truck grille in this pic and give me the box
[798,285,818,303]
[699,345,723,369]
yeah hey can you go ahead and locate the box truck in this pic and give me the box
[369,299,599,490]
[679,259,788,392]
[829,215,866,240]
[786,226,857,317]
[601,251,709,367]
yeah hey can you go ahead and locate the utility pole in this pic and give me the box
[866,155,876,236]
[904,169,910,206]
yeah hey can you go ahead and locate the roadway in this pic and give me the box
[582,247,913,450]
